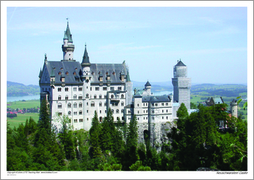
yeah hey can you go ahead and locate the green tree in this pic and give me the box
[89,111,102,158]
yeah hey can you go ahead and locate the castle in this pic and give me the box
[39,21,191,147]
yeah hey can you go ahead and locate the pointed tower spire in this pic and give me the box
[81,44,90,66]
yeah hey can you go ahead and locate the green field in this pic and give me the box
[7,100,40,109]
[7,113,40,129]
[7,100,40,129]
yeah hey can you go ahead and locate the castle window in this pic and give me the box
[100,110,101,114]
[78,95,82,99]
[61,67,63,70]
[73,94,77,99]
[121,109,124,113]
[118,87,122,91]
[166,116,168,119]
[112,109,114,113]
[155,103,158,106]
[74,103,77,108]
[166,109,168,112]
[121,102,124,106]
[58,88,61,92]
[104,102,107,106]
[99,102,102,107]
[65,88,68,92]
[166,103,168,106]
[162,116,164,119]
[152,110,154,113]
[90,87,92,91]
[112,72,115,75]
[66,72,69,75]
[58,95,61,100]
[68,111,71,115]
[74,119,77,123]
[95,87,99,91]
[137,111,139,114]
[87,102,89,106]
[128,110,131,114]
[69,119,71,123]
[79,111,82,115]
[58,112,62,116]
[79,103,82,108]
[58,72,61,75]
[137,104,139,107]
[79,119,83,122]
[111,94,114,99]
[78,87,82,91]
[68,103,71,108]
[110,87,114,91]
[91,102,95,107]
[116,109,119,113]
[65,96,68,100]
[87,110,89,113]
[162,110,164,113]
[73,72,76,75]
[121,94,124,99]
[58,103,62,109]
[162,103,164,106]
[74,112,77,115]
[73,87,77,91]
[104,95,107,99]
[86,94,89,98]
[94,95,97,99]
[103,87,107,91]
[99,95,102,99]
[87,118,89,121]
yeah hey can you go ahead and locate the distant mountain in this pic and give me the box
[7,81,40,97]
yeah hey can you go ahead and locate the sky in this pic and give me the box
[3,2,251,86]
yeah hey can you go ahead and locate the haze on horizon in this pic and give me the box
[5,3,249,86]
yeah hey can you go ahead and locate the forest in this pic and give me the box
[7,100,247,171]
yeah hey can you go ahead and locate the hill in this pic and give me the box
[7,81,40,96]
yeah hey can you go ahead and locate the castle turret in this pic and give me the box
[172,59,191,110]
[230,99,238,118]
[62,20,75,61]
[144,81,152,96]
[125,63,133,105]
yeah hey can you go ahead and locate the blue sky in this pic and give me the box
[4,2,250,85]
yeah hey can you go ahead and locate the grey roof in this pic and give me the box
[175,60,186,66]
[145,81,151,86]
[43,61,83,85]
[81,45,90,65]
[90,63,127,84]
[142,95,171,102]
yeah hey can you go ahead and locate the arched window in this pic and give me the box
[58,103,62,109]
[68,111,71,115]
[65,95,68,100]
[73,94,77,99]
[74,102,77,108]
[112,109,114,113]
[79,110,82,115]
[94,95,97,99]
[91,101,95,107]
[121,102,124,106]
[99,94,102,99]
[121,94,124,99]
[116,109,119,113]
[79,103,82,108]
[68,103,71,108]
[58,95,61,100]
[86,94,89,98]
[111,94,114,99]
[99,102,102,107]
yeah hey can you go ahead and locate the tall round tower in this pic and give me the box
[172,60,191,110]
[230,99,238,118]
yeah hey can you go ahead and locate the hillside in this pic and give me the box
[191,84,247,98]
[7,81,40,96]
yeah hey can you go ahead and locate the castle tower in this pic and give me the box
[81,44,91,76]
[62,20,75,61]
[144,81,152,96]
[230,99,238,118]
[125,66,133,105]
[172,60,191,110]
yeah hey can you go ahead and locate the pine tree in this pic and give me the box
[89,111,102,158]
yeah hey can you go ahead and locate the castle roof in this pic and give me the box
[81,45,90,66]
[142,95,171,102]
[145,81,151,86]
[175,60,186,66]
[90,63,127,84]
[63,21,73,43]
